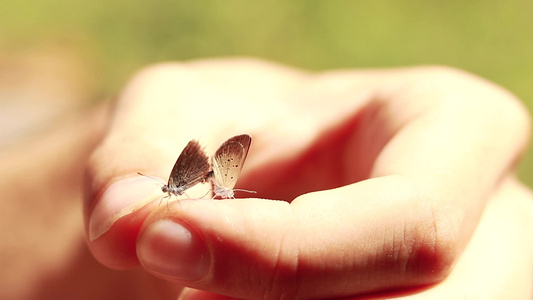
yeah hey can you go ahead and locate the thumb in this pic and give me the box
[137,198,294,298]
[136,177,451,299]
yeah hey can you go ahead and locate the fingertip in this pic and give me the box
[86,176,161,269]
[88,176,160,241]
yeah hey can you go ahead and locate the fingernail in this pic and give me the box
[89,176,161,241]
[137,219,210,281]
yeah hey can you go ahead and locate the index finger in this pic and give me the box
[84,59,307,268]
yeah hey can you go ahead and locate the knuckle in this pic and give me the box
[398,203,460,283]
[412,65,530,144]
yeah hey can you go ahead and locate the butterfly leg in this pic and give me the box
[160,193,170,207]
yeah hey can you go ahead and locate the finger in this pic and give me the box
[139,176,533,300]
[136,176,443,299]
[84,59,306,268]
[368,67,530,254]
[240,66,530,205]
[244,66,530,250]
[235,67,531,295]
[368,177,533,299]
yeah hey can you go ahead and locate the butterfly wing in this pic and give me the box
[167,140,210,195]
[212,134,252,193]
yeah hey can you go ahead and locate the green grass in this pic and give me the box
[2,0,532,185]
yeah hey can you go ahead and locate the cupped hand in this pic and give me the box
[84,58,532,299]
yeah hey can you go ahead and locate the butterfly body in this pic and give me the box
[212,178,235,199]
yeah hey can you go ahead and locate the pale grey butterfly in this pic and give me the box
[207,134,255,199]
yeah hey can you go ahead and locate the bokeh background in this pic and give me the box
[1,1,533,298]
[2,0,532,184]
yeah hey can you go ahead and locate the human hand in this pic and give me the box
[84,58,533,299]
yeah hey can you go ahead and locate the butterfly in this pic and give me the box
[138,140,210,201]
[208,134,255,198]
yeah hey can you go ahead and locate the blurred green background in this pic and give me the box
[1,0,532,185]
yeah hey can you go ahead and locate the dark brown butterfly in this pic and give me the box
[139,140,210,199]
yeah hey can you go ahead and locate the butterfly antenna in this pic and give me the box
[137,172,166,185]
[199,189,211,199]
[233,189,257,194]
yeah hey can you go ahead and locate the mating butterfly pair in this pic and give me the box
[141,134,253,199]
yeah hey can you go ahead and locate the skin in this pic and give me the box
[68,58,533,299]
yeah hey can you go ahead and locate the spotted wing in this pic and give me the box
[167,140,210,194]
[212,134,252,191]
